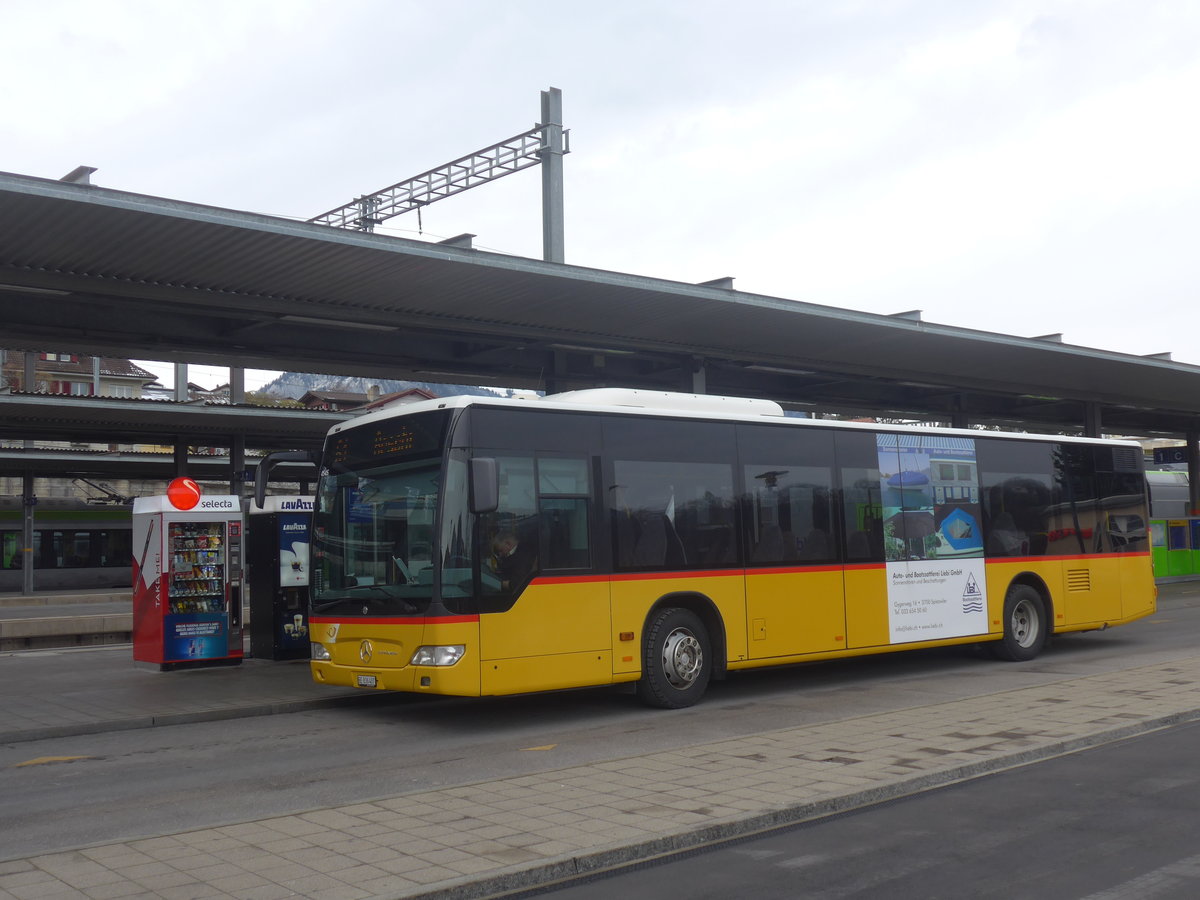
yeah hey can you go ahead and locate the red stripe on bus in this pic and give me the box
[744,565,844,576]
[309,615,479,626]
[609,569,746,582]
[987,551,1151,564]
[531,574,612,585]
[316,550,1152,603]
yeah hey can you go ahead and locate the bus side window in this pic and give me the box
[836,431,885,563]
[537,457,591,571]
[743,467,834,564]
[611,460,734,570]
[978,438,1056,558]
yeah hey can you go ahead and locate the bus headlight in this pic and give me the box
[311,643,331,661]
[410,645,465,667]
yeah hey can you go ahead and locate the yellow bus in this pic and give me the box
[300,389,1155,708]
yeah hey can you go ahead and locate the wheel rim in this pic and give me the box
[660,627,703,689]
[1011,598,1040,648]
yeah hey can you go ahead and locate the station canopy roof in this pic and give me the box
[2,168,1200,440]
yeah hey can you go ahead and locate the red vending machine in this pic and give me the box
[132,479,244,669]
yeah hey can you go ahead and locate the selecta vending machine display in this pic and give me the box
[132,478,244,669]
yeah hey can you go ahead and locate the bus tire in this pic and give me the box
[993,584,1047,662]
[636,607,711,709]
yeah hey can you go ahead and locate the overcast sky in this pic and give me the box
[4,0,1199,390]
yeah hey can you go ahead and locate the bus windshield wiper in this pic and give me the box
[313,586,420,614]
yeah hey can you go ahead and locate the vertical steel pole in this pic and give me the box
[540,87,565,264]
[1188,429,1200,515]
[229,367,245,404]
[22,473,35,594]
[230,434,245,497]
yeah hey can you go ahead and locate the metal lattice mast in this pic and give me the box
[309,88,568,262]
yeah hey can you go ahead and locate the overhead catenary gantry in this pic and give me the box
[308,87,568,263]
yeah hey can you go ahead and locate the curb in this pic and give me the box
[0,613,132,639]
[0,689,410,745]
[401,707,1200,900]
[0,595,131,609]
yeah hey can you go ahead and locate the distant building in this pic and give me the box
[1,350,157,398]
[298,386,437,412]
[298,389,372,411]
[359,387,438,411]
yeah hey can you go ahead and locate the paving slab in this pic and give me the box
[1,582,1198,898]
[2,652,1199,899]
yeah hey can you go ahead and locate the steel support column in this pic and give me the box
[230,367,245,405]
[1188,429,1200,515]
[21,472,34,594]
[1084,401,1103,438]
[951,395,969,429]
[230,434,245,497]
[174,439,188,477]
[540,87,565,264]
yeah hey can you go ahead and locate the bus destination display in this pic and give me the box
[328,410,449,469]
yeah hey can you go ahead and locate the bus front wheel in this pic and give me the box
[993,584,1047,662]
[636,607,712,709]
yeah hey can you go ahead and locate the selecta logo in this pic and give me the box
[166,477,201,510]
[198,498,235,509]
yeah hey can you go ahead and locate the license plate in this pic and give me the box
[356,674,377,688]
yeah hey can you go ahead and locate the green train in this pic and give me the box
[0,497,133,592]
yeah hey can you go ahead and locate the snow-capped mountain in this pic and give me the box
[257,371,507,400]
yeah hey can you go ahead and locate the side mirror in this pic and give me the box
[469,457,498,514]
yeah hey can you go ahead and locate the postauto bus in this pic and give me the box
[298,389,1155,708]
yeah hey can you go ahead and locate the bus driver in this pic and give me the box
[489,530,536,591]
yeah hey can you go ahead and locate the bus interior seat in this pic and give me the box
[798,528,829,560]
[633,511,687,567]
[846,530,872,559]
[752,524,785,562]
[614,510,638,567]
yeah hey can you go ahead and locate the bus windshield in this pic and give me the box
[312,460,440,613]
[311,409,452,615]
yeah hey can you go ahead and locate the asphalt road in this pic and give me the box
[535,719,1200,899]
[2,588,1198,861]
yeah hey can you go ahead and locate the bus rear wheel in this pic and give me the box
[636,607,711,709]
[993,584,1047,662]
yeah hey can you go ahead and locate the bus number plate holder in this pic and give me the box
[356,674,377,688]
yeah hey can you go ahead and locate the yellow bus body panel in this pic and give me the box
[481,651,615,695]
[843,566,890,649]
[1121,553,1157,620]
[985,554,1155,634]
[745,567,847,657]
[478,578,612,695]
